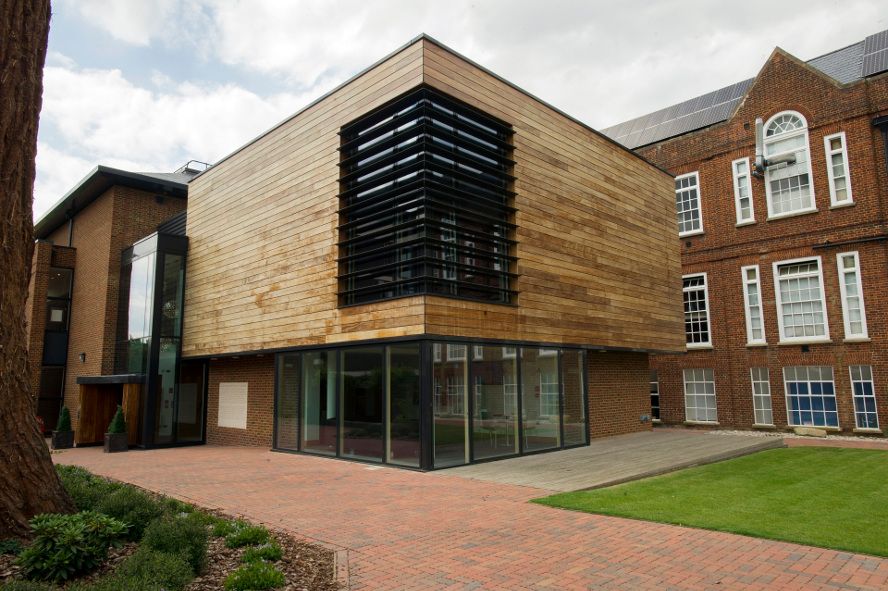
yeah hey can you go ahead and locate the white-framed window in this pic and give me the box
[850,365,879,429]
[837,251,868,340]
[433,343,442,362]
[741,265,766,345]
[683,368,717,423]
[649,370,660,421]
[445,375,465,415]
[539,348,558,357]
[447,344,466,361]
[784,366,838,428]
[675,172,703,236]
[503,377,517,413]
[750,367,773,426]
[683,273,711,348]
[539,372,559,417]
[502,346,517,359]
[764,111,815,218]
[824,132,853,206]
[773,257,829,343]
[472,345,483,360]
[732,157,755,224]
[474,375,483,412]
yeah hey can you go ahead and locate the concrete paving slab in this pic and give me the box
[443,429,784,491]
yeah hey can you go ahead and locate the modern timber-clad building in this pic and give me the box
[26,35,685,469]
[603,29,888,435]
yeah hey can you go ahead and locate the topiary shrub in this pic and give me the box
[95,486,162,541]
[223,561,285,591]
[107,406,126,434]
[241,542,282,564]
[16,512,127,583]
[225,525,270,549]
[55,466,121,512]
[56,407,72,432]
[141,513,208,574]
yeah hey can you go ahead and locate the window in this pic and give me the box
[850,365,879,429]
[675,172,703,236]
[338,86,516,306]
[539,372,559,417]
[683,273,711,347]
[750,368,773,426]
[837,251,868,340]
[683,368,717,423]
[472,345,483,360]
[447,344,467,361]
[502,346,517,359]
[784,366,837,428]
[741,265,766,345]
[649,370,660,421]
[773,258,829,343]
[732,158,754,224]
[433,343,442,362]
[824,132,853,206]
[764,112,815,217]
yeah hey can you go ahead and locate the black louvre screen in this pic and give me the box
[338,86,516,306]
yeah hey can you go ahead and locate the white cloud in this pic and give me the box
[68,0,180,46]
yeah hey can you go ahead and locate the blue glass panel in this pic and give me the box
[822,382,834,395]
[826,413,839,427]
[812,397,823,411]
[811,382,822,395]
[791,410,802,425]
[799,397,811,411]
[824,397,837,412]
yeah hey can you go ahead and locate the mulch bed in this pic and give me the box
[1,517,340,590]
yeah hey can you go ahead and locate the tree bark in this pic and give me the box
[0,0,73,539]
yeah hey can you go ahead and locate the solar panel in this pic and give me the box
[862,30,888,77]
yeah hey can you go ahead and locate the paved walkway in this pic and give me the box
[54,446,888,590]
[444,430,783,491]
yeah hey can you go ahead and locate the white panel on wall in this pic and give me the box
[218,382,248,429]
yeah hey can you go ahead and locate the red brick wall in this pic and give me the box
[641,51,888,433]
[588,352,652,438]
[206,356,275,447]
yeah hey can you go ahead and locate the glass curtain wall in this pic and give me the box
[273,341,587,469]
[154,253,185,445]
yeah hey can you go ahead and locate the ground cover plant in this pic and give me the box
[535,447,888,557]
[0,465,338,590]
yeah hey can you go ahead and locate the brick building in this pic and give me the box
[27,35,685,468]
[602,30,888,435]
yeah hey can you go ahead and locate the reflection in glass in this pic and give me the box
[176,360,205,442]
[301,351,337,455]
[125,253,155,374]
[154,337,178,444]
[562,350,586,446]
[433,343,468,467]
[388,344,421,467]
[472,346,519,460]
[521,348,561,452]
[340,347,384,461]
[275,354,300,450]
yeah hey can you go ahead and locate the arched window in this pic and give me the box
[764,111,815,217]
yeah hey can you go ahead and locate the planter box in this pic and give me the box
[104,433,128,453]
[51,430,74,449]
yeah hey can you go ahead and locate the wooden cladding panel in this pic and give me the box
[183,43,426,356]
[182,38,684,357]
[420,41,683,351]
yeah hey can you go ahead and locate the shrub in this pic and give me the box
[212,518,246,538]
[16,512,127,583]
[141,513,208,574]
[159,497,194,517]
[95,547,193,591]
[241,542,282,563]
[107,406,126,434]
[223,561,285,591]
[225,525,270,549]
[56,407,72,432]
[95,486,162,541]
[55,466,121,512]
[0,538,23,555]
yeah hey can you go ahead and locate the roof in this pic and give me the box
[602,29,888,149]
[192,33,671,182]
[34,166,194,240]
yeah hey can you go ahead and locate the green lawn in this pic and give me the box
[534,447,888,557]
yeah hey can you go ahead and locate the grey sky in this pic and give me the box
[35,0,886,219]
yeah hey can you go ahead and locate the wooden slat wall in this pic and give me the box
[182,38,684,358]
[420,41,683,352]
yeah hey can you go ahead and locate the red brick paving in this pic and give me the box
[54,446,888,590]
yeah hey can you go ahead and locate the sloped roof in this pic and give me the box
[602,30,886,149]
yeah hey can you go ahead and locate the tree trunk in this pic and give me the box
[0,0,73,539]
